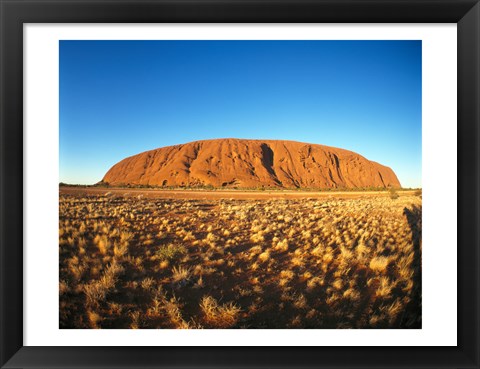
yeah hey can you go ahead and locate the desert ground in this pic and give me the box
[59,187,421,329]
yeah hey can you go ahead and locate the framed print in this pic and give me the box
[1,0,479,368]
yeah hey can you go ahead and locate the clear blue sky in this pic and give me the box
[60,40,421,188]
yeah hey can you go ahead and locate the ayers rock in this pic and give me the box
[102,138,401,189]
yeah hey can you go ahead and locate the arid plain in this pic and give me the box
[59,187,421,329]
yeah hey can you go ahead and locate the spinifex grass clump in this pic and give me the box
[59,192,421,329]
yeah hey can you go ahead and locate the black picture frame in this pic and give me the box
[1,0,479,368]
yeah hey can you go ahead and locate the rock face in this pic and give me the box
[102,138,401,189]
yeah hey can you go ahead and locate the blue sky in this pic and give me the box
[60,40,421,188]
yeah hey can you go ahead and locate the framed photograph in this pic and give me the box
[1,0,479,368]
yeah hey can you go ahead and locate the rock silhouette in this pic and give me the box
[102,138,401,189]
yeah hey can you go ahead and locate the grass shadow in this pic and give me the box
[400,204,422,328]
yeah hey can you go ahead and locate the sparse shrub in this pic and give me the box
[87,310,102,328]
[83,282,108,306]
[369,256,389,273]
[94,235,110,255]
[141,277,155,290]
[258,250,270,263]
[389,187,399,200]
[171,265,192,284]
[274,238,289,252]
[113,240,129,258]
[163,296,192,329]
[59,280,70,295]
[376,276,393,298]
[200,295,241,328]
[129,311,141,329]
[155,244,186,262]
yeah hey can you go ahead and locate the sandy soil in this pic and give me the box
[60,187,417,200]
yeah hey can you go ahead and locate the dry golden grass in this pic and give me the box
[59,191,421,329]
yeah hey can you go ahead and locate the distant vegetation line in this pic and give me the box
[59,182,421,192]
